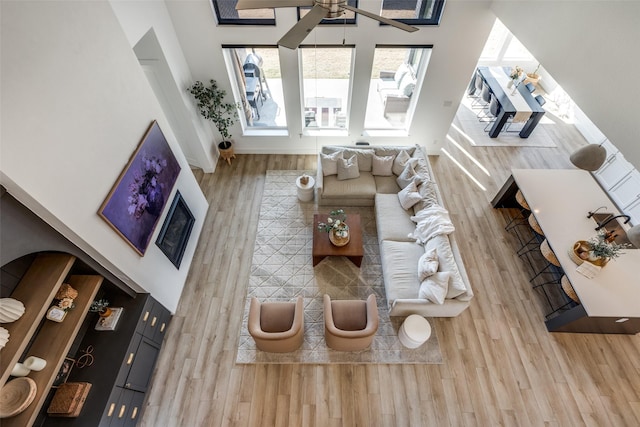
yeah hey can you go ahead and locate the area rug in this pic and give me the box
[236,170,443,364]
[453,97,557,148]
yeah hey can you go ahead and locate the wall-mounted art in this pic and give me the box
[99,121,181,255]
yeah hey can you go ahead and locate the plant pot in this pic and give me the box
[217,140,236,165]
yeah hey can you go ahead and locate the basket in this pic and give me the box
[568,240,609,267]
[329,227,350,247]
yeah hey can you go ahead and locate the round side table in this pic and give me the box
[398,314,431,349]
[296,175,315,202]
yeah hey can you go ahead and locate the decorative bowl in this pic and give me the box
[0,377,37,418]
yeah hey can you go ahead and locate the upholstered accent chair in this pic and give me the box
[323,294,379,351]
[248,296,304,353]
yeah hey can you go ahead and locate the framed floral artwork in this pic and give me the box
[99,121,181,255]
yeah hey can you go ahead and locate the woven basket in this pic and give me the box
[329,227,350,247]
[568,240,608,267]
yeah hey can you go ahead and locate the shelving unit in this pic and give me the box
[0,253,103,426]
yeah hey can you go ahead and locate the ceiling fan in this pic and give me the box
[235,0,419,49]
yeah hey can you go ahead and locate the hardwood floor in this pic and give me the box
[141,106,640,426]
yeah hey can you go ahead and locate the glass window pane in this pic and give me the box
[301,47,353,130]
[212,0,275,24]
[225,47,287,129]
[364,46,430,130]
[380,0,445,24]
[299,0,357,24]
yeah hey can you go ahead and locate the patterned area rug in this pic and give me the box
[236,170,442,364]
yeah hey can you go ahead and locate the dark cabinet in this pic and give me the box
[42,294,171,426]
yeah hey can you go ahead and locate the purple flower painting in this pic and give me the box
[99,121,181,255]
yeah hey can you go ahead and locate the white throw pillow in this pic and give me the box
[337,155,360,181]
[418,248,439,281]
[419,272,450,304]
[396,161,420,189]
[372,154,395,176]
[398,181,422,210]
[321,151,342,176]
[392,150,411,176]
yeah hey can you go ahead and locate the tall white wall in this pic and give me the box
[0,0,209,313]
[109,0,217,172]
[491,0,640,169]
[165,0,496,155]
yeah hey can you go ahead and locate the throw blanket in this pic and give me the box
[409,205,455,244]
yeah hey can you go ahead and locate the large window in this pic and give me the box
[364,46,431,131]
[300,46,354,130]
[212,0,275,25]
[380,0,445,25]
[224,46,287,130]
[479,19,536,62]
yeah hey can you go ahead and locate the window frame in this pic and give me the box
[211,0,275,25]
[380,0,446,26]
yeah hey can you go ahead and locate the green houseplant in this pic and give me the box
[188,79,239,149]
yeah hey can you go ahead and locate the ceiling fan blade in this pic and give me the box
[278,4,329,49]
[236,0,314,10]
[343,5,419,33]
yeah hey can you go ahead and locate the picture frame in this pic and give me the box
[52,357,75,387]
[156,191,195,268]
[98,121,181,255]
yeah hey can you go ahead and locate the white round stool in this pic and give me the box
[398,314,431,349]
[296,175,315,202]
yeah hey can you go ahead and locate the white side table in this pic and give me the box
[398,314,431,348]
[296,175,315,202]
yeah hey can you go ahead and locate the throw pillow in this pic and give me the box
[414,180,440,212]
[394,63,409,86]
[418,272,450,304]
[398,181,422,210]
[418,248,439,281]
[396,161,421,189]
[321,151,342,176]
[372,154,395,176]
[342,148,375,172]
[392,150,411,176]
[399,73,415,97]
[337,155,360,181]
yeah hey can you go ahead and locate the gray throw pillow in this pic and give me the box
[396,161,421,189]
[337,155,360,181]
[320,151,342,176]
[392,150,412,176]
[371,154,395,176]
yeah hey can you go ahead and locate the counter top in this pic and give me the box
[512,169,639,318]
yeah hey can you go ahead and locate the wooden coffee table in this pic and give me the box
[312,213,363,267]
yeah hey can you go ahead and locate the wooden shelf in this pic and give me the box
[0,254,103,426]
[0,253,76,385]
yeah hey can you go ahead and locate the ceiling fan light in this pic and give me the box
[570,144,607,171]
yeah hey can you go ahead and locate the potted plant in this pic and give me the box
[90,299,111,317]
[188,79,239,155]
[317,209,350,246]
[573,231,631,266]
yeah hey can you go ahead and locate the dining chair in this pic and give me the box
[535,95,546,107]
[482,94,501,128]
[476,83,492,119]
[525,82,535,93]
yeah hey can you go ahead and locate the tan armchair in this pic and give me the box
[248,296,304,353]
[323,294,379,351]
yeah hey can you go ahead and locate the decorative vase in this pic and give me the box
[99,307,112,318]
[0,298,26,324]
[507,79,514,88]
[145,188,164,216]
[329,226,350,247]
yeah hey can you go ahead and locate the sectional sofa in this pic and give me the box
[316,145,473,317]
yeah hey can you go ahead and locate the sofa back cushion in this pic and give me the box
[321,151,342,176]
[323,146,374,172]
[372,154,395,176]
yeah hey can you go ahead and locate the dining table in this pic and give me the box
[475,66,546,138]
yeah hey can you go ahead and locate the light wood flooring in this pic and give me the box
[140,105,640,426]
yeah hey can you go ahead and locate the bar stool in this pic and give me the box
[531,239,563,284]
[544,275,581,318]
[505,190,530,231]
[517,214,545,257]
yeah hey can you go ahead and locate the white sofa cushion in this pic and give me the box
[322,173,377,200]
[372,154,395,176]
[374,194,416,242]
[337,155,360,180]
[425,235,468,299]
[321,151,342,176]
[398,180,422,210]
[418,248,438,281]
[392,150,412,176]
[380,240,425,302]
[419,272,450,304]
